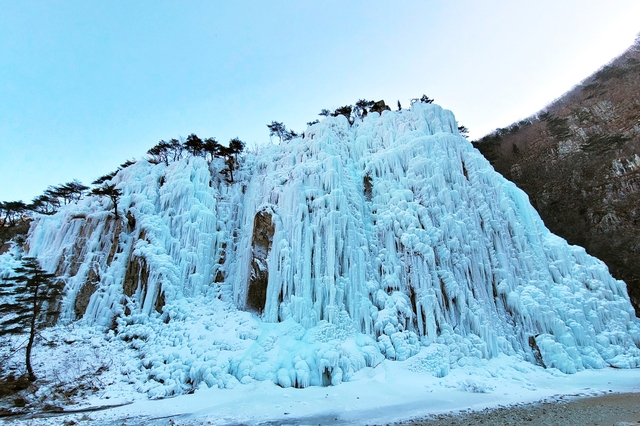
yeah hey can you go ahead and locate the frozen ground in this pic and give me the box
[399,392,640,426]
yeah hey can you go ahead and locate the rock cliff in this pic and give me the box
[473,40,640,314]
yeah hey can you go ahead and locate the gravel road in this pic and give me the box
[393,392,640,426]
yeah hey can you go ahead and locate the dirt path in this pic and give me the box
[394,392,640,426]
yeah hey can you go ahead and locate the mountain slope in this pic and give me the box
[473,39,640,313]
[2,102,639,398]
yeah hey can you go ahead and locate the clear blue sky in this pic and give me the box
[1,1,638,202]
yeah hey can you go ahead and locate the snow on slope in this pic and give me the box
[3,102,639,398]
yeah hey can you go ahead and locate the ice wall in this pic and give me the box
[26,154,236,325]
[19,102,640,394]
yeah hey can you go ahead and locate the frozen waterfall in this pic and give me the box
[12,101,640,396]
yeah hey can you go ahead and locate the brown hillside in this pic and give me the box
[473,38,640,314]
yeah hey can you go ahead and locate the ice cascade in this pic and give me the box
[13,102,640,396]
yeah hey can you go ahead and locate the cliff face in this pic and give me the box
[473,41,640,314]
[0,221,30,255]
[5,102,639,397]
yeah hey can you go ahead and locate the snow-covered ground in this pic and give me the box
[103,365,640,425]
[2,296,638,424]
[12,342,640,425]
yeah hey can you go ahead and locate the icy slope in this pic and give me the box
[15,102,640,396]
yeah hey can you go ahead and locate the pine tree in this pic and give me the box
[0,257,62,381]
[91,184,123,220]
[41,180,88,206]
[60,180,89,203]
[420,94,434,104]
[29,194,59,215]
[91,171,117,186]
[354,99,375,119]
[184,134,205,157]
[457,124,469,139]
[411,94,434,104]
[216,146,234,182]
[119,159,136,169]
[267,121,287,143]
[169,138,183,162]
[147,141,171,165]
[0,201,27,226]
[332,105,353,123]
[203,137,222,161]
[283,129,298,141]
[228,138,245,161]
[215,138,243,182]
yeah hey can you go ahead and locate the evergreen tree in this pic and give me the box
[29,194,60,215]
[332,105,353,123]
[457,124,469,139]
[147,140,172,165]
[307,119,320,126]
[91,184,123,220]
[1,201,28,226]
[119,159,136,169]
[0,257,62,381]
[92,171,117,186]
[169,138,184,162]
[397,100,402,111]
[354,99,374,119]
[41,180,87,206]
[184,134,205,157]
[318,109,331,117]
[224,155,236,182]
[216,146,234,182]
[58,180,89,203]
[228,137,245,160]
[203,137,222,161]
[412,94,435,104]
[267,121,287,143]
[421,94,434,104]
[283,129,298,141]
